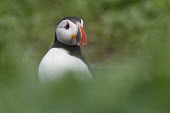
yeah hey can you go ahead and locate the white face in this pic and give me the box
[56,20,78,45]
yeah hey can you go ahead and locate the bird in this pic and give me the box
[38,17,92,80]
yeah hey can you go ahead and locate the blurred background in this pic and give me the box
[0,0,170,113]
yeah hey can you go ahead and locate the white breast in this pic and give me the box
[38,48,92,80]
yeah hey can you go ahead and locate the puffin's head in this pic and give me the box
[56,17,87,46]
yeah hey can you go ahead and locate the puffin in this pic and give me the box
[38,17,92,80]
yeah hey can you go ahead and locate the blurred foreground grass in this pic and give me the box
[0,0,170,113]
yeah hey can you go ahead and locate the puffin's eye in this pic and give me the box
[64,22,70,30]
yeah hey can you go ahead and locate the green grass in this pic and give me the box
[0,0,170,113]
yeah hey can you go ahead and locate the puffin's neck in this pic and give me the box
[52,33,87,63]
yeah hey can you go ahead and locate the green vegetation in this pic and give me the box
[0,0,170,113]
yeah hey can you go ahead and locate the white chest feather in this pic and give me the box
[38,48,92,80]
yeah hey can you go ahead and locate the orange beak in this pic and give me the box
[78,26,87,46]
[76,24,87,46]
